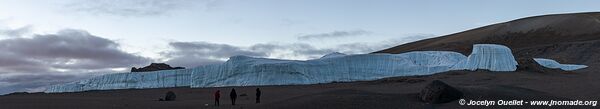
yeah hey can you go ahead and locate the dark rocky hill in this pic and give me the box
[376,12,600,69]
[131,63,184,72]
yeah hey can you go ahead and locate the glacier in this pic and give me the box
[45,69,192,93]
[451,44,518,71]
[189,51,467,87]
[533,58,588,71]
[47,44,577,93]
[45,51,467,93]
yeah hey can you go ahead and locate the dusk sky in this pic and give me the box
[1,0,599,94]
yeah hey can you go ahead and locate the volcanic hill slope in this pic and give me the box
[376,12,600,69]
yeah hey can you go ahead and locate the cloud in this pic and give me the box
[280,18,303,27]
[329,34,433,54]
[0,29,151,70]
[161,41,267,67]
[297,30,372,40]
[65,0,222,17]
[168,41,268,58]
[162,41,265,67]
[249,43,336,59]
[0,29,151,95]
[163,41,337,68]
[162,34,435,68]
[0,25,32,37]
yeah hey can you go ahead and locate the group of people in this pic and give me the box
[213,88,261,106]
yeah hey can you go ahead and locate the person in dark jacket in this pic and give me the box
[214,90,220,106]
[230,88,237,105]
[256,88,261,103]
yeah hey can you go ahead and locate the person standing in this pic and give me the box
[214,90,220,106]
[230,88,237,105]
[255,88,261,103]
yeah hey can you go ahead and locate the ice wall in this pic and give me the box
[45,44,533,93]
[451,44,518,71]
[45,51,467,93]
[533,58,588,71]
[190,51,467,87]
[45,69,191,93]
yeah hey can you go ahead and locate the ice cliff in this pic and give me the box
[189,51,466,87]
[47,44,579,93]
[45,69,191,93]
[45,51,467,93]
[533,58,588,71]
[451,44,518,71]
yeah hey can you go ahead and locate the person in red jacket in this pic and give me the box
[214,90,220,106]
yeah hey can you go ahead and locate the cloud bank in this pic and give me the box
[297,30,372,40]
[0,29,150,95]
[0,25,32,37]
[162,34,435,68]
[65,0,222,16]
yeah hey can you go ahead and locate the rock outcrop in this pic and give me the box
[131,63,185,72]
[419,80,463,104]
[164,91,176,101]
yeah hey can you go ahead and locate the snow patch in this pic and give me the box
[533,58,588,71]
